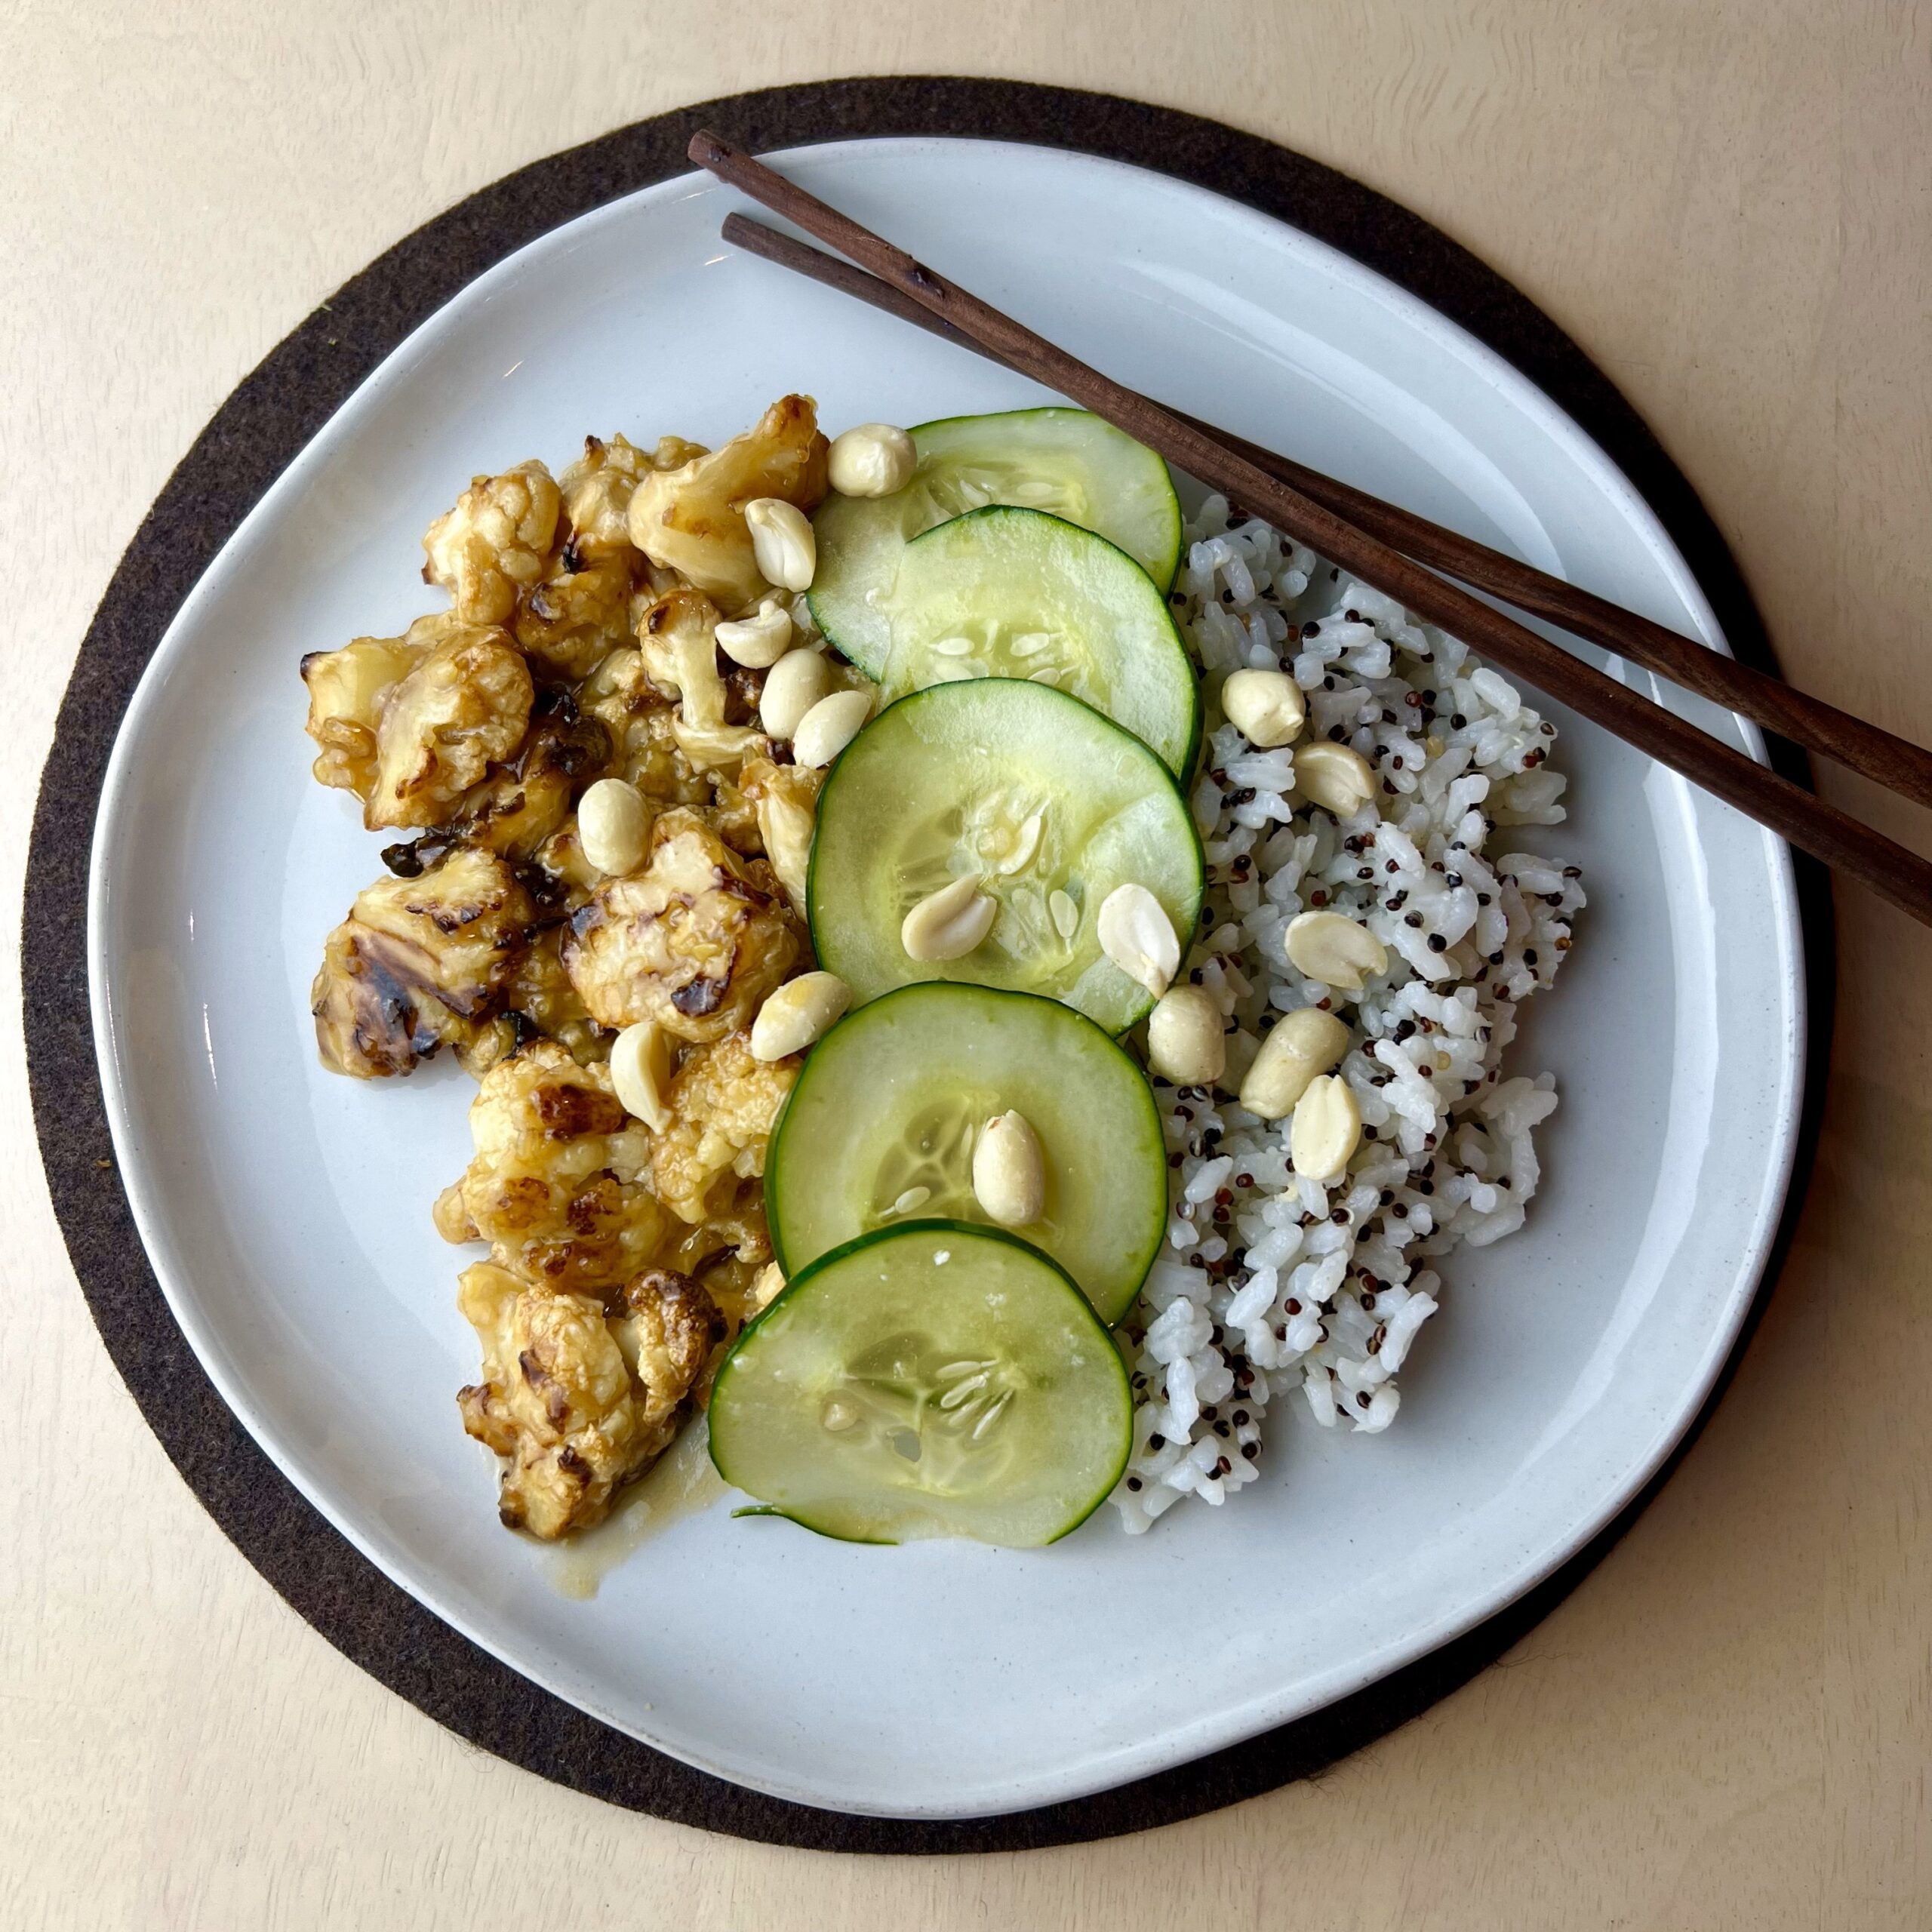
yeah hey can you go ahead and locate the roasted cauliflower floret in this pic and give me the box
[423,460,562,625]
[556,432,704,552]
[578,645,713,808]
[738,755,822,914]
[457,1261,723,1538]
[368,624,535,829]
[500,924,605,1063]
[311,848,532,1079]
[300,627,431,798]
[625,395,829,614]
[562,808,798,1041]
[633,586,767,773]
[438,1040,669,1292]
[383,704,612,866]
[650,1029,797,1224]
[515,553,635,682]
[306,614,534,831]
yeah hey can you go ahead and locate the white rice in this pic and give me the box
[1111,497,1586,1531]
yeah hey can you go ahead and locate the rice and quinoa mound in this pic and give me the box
[1111,496,1588,1531]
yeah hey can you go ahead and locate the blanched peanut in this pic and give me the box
[577,777,651,876]
[750,1260,786,1310]
[749,971,852,1061]
[901,875,996,961]
[1238,1006,1350,1118]
[745,497,816,592]
[972,1110,1046,1226]
[609,1020,673,1131]
[827,423,916,497]
[1294,740,1377,817]
[714,598,794,668]
[1221,669,1306,747]
[761,648,832,738]
[791,689,872,768]
[1147,985,1226,1087]
[1096,883,1180,997]
[1283,909,1387,993]
[1290,1073,1361,1183]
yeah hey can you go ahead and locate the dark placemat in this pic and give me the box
[24,76,1832,1853]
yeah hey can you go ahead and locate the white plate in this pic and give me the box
[88,139,1805,1818]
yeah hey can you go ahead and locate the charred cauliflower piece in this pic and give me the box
[423,460,562,625]
[301,626,431,798]
[500,924,605,1065]
[650,1029,796,1224]
[384,705,612,866]
[368,625,534,829]
[515,552,635,682]
[577,645,709,808]
[738,755,822,914]
[304,615,534,831]
[556,432,702,552]
[634,586,767,773]
[562,808,798,1041]
[438,1040,668,1293]
[311,848,532,1079]
[625,395,829,614]
[457,1260,723,1538]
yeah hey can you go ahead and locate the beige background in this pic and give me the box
[5,3,1930,1926]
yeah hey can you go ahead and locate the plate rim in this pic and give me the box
[31,77,1835,1851]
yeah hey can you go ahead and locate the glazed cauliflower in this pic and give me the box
[625,395,829,613]
[738,755,822,915]
[457,1261,723,1538]
[577,644,715,808]
[514,552,635,682]
[311,848,533,1079]
[556,432,703,553]
[300,626,431,799]
[381,705,613,866]
[650,1029,796,1225]
[437,1039,669,1294]
[500,924,605,1065]
[634,586,767,773]
[423,460,562,625]
[304,615,534,832]
[561,808,798,1041]
[369,625,534,829]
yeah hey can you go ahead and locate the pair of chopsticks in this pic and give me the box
[689,128,1932,928]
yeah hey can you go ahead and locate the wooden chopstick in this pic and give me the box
[691,129,1932,928]
[722,211,1932,817]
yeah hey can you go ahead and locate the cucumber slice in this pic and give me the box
[875,506,1198,777]
[768,984,1164,1323]
[709,1222,1132,1546]
[810,408,1182,678]
[808,679,1204,1034]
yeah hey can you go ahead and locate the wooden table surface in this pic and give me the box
[6,5,1930,1926]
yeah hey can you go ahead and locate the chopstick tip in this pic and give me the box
[688,127,732,169]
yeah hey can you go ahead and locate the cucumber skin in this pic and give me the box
[708,1219,1134,1547]
[880,506,1202,781]
[899,408,1183,592]
[764,981,1168,1324]
[809,406,1185,677]
[805,680,1207,1036]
